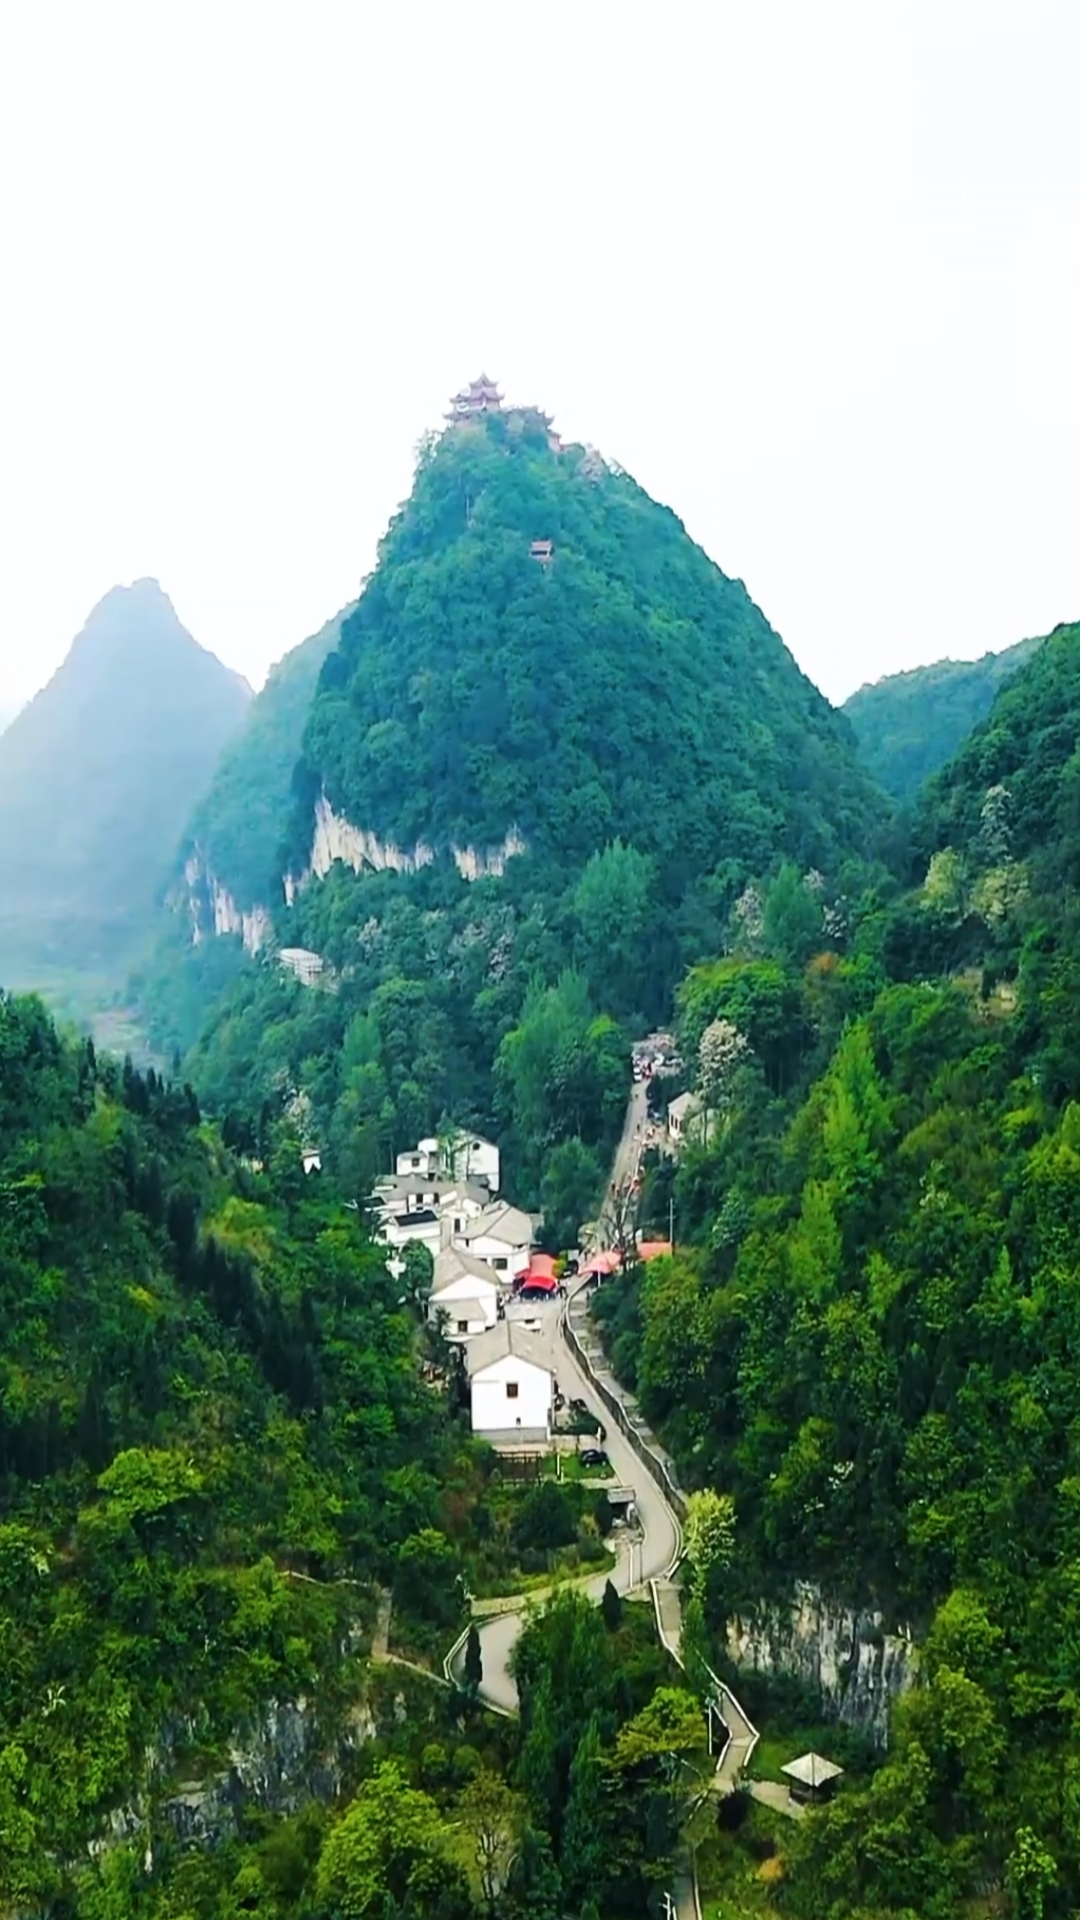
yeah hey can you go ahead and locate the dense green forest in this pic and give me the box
[181,608,351,914]
[593,621,1080,1916]
[146,409,887,1214]
[843,629,1042,800]
[295,411,882,878]
[12,400,1080,1918]
[0,988,707,1917]
[0,580,250,1014]
[137,608,351,1060]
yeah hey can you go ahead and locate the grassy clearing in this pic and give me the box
[541,1450,615,1483]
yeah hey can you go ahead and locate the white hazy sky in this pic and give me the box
[0,0,1077,711]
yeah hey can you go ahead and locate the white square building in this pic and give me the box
[467,1323,553,1443]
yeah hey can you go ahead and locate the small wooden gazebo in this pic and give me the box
[781,1752,844,1806]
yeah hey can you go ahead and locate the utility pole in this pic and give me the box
[669,1191,674,1251]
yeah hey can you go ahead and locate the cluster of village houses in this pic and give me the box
[370,1134,566,1446]
[367,1113,680,1447]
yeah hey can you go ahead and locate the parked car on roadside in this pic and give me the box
[579,1448,609,1470]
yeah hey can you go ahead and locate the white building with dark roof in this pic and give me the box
[395,1133,501,1194]
[453,1201,535,1279]
[467,1322,553,1442]
[429,1268,500,1340]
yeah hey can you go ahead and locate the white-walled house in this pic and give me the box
[395,1137,441,1180]
[451,1133,500,1193]
[667,1091,703,1145]
[467,1323,553,1442]
[371,1178,487,1251]
[453,1201,535,1280]
[395,1133,501,1193]
[437,1185,490,1238]
[371,1177,495,1276]
[432,1244,503,1295]
[374,1174,488,1223]
[428,1268,500,1340]
[379,1207,442,1265]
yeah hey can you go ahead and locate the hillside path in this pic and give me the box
[449,1088,759,1920]
[449,1283,680,1712]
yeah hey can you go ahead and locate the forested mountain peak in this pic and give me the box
[842,629,1044,800]
[143,387,897,1212]
[0,582,251,1009]
[292,395,886,883]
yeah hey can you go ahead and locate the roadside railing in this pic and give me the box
[561,1297,686,1568]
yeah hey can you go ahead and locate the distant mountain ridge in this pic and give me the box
[916,618,1080,879]
[842,633,1043,799]
[0,578,251,1008]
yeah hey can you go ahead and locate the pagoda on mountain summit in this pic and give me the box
[446,374,503,424]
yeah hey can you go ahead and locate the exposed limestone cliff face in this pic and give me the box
[727,1581,917,1748]
[304,793,526,888]
[173,800,527,959]
[210,879,273,954]
[180,852,272,956]
[92,1664,445,1868]
[155,1694,378,1848]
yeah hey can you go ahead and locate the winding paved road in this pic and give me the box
[450,1286,679,1712]
[453,1079,667,1712]
[448,1083,758,1920]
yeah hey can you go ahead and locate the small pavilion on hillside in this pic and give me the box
[781,1752,844,1807]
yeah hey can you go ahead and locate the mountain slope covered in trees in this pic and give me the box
[0,987,706,1918]
[596,620,1080,1917]
[183,607,350,911]
[0,987,444,1907]
[137,608,351,1056]
[14,398,1080,1917]
[0,581,250,1009]
[842,629,1043,799]
[152,400,889,1224]
[293,410,882,879]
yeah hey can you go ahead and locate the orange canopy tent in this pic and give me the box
[580,1249,621,1277]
